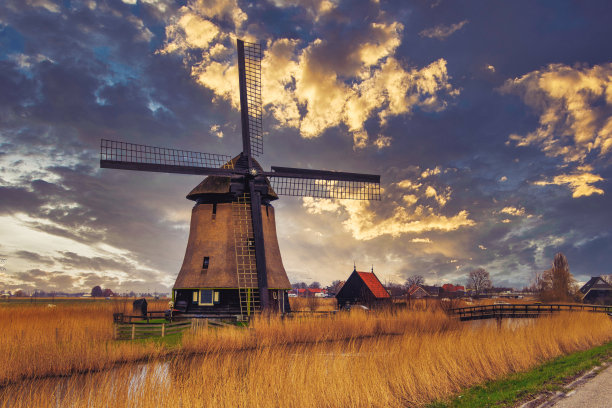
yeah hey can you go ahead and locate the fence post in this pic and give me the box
[131,324,135,340]
[161,323,165,338]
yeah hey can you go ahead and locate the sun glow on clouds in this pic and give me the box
[303,166,475,241]
[533,166,605,198]
[502,63,612,197]
[159,0,458,148]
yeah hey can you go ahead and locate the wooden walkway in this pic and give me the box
[450,303,612,321]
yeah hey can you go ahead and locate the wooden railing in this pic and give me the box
[449,303,612,321]
[114,320,192,340]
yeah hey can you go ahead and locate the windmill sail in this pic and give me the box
[100,139,236,176]
[237,40,263,157]
[267,166,381,200]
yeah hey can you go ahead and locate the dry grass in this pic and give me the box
[288,297,337,311]
[1,312,611,407]
[0,299,170,384]
[181,308,458,353]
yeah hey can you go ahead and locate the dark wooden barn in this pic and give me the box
[579,276,612,304]
[336,267,391,308]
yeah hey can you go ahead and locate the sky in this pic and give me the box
[1,0,612,294]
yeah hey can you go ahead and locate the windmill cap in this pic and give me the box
[186,153,278,201]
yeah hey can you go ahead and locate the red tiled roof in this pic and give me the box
[308,288,322,293]
[442,284,465,292]
[356,271,390,298]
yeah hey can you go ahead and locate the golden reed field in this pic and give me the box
[0,299,611,407]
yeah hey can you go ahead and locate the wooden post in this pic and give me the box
[161,323,165,337]
[131,324,135,340]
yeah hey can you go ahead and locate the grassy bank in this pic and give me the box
[428,340,612,408]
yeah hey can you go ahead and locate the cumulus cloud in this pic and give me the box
[303,198,474,240]
[502,63,612,197]
[210,124,223,138]
[302,167,474,241]
[499,206,526,217]
[159,0,458,148]
[533,166,605,198]
[419,20,468,40]
[502,63,612,163]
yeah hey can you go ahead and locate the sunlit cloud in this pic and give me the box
[533,167,605,198]
[159,0,458,148]
[502,63,612,163]
[499,206,526,216]
[411,237,432,243]
[210,124,223,138]
[302,169,475,241]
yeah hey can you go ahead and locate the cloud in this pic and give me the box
[421,166,441,178]
[419,20,468,40]
[502,63,612,164]
[210,124,223,138]
[14,250,55,266]
[499,206,526,216]
[411,237,432,243]
[533,167,605,198]
[478,244,486,250]
[302,169,475,241]
[159,0,458,148]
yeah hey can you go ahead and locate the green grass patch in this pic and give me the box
[427,341,612,408]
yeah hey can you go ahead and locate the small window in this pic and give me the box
[212,203,217,220]
[266,206,269,217]
[247,238,255,250]
[199,290,214,306]
[203,256,210,269]
[213,291,220,303]
[192,291,198,302]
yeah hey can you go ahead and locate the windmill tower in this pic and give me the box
[100,40,381,318]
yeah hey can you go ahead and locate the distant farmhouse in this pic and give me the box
[407,284,440,299]
[441,284,466,298]
[579,277,612,305]
[336,267,391,308]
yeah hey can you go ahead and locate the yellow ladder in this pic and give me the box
[231,194,260,317]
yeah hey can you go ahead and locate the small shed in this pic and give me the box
[579,277,612,305]
[336,267,391,308]
[133,298,148,317]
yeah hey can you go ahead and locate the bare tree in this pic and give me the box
[405,275,424,288]
[308,281,321,289]
[539,253,576,302]
[467,268,492,295]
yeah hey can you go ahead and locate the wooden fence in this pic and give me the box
[450,303,612,321]
[114,320,192,340]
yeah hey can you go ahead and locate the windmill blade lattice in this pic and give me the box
[100,139,235,175]
[269,177,381,200]
[239,41,263,157]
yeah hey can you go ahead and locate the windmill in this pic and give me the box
[100,40,381,318]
